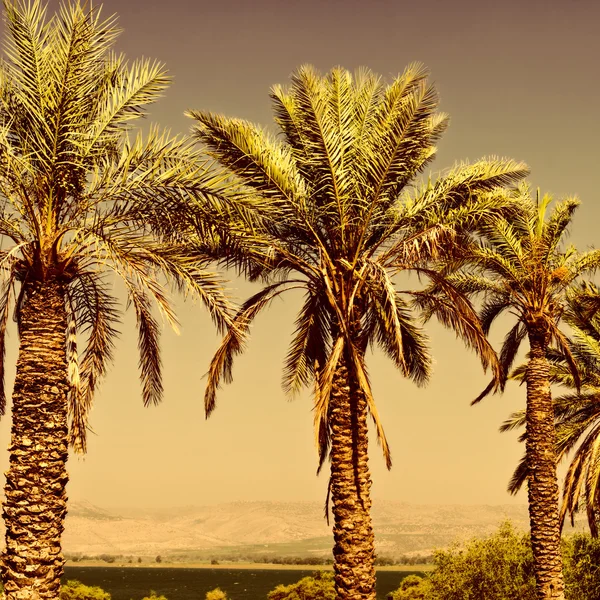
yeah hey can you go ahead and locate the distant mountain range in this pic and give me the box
[20,499,573,559]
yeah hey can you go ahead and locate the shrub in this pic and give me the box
[267,571,335,600]
[388,522,536,600]
[59,580,111,600]
[205,588,228,600]
[140,592,168,600]
[389,575,432,600]
[563,534,600,600]
[97,554,116,564]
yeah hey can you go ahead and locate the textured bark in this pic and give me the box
[329,356,376,600]
[525,326,565,600]
[1,280,70,600]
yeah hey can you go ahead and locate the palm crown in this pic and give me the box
[189,64,529,469]
[0,0,232,451]
[443,188,600,402]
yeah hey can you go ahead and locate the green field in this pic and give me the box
[63,566,424,600]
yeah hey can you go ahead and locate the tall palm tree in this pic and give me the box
[0,1,232,597]
[502,282,600,538]
[441,189,600,599]
[188,64,528,600]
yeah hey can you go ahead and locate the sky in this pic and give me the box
[1,0,600,510]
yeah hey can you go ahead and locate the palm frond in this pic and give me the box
[282,287,330,396]
[347,342,392,469]
[204,282,298,416]
[124,280,162,407]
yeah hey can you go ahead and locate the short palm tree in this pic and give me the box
[0,1,232,597]
[443,189,600,599]
[188,64,528,600]
[503,282,600,537]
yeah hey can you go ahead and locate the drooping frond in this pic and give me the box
[66,272,120,451]
[361,261,431,384]
[204,281,301,416]
[411,267,502,389]
[282,287,331,397]
[347,341,392,469]
[124,280,163,407]
[314,335,345,472]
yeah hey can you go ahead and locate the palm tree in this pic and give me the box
[442,188,600,599]
[503,282,600,538]
[0,1,232,597]
[188,64,528,600]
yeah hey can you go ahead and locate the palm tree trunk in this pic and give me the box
[329,354,376,600]
[1,280,70,600]
[525,328,565,600]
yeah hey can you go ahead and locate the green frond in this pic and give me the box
[124,281,162,407]
[543,197,580,256]
[565,249,600,283]
[412,267,502,388]
[362,262,431,383]
[547,318,581,392]
[187,110,306,212]
[284,65,353,231]
[507,453,528,495]
[362,74,442,210]
[82,56,170,156]
[499,409,526,433]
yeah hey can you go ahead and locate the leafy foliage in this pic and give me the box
[425,522,536,600]
[563,534,600,600]
[59,580,111,600]
[267,571,335,600]
[389,574,432,600]
[386,525,600,600]
[205,588,228,600]
[140,593,168,600]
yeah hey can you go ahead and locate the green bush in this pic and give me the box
[59,580,111,600]
[429,521,536,600]
[388,522,536,600]
[140,592,168,600]
[389,574,432,600]
[564,533,600,600]
[386,522,600,600]
[267,571,335,600]
[205,588,228,600]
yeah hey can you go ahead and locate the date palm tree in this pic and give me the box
[503,282,600,537]
[188,64,528,600]
[0,1,232,597]
[442,189,600,599]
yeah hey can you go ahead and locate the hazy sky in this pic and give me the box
[1,0,600,510]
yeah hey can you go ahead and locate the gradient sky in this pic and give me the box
[1,0,600,510]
